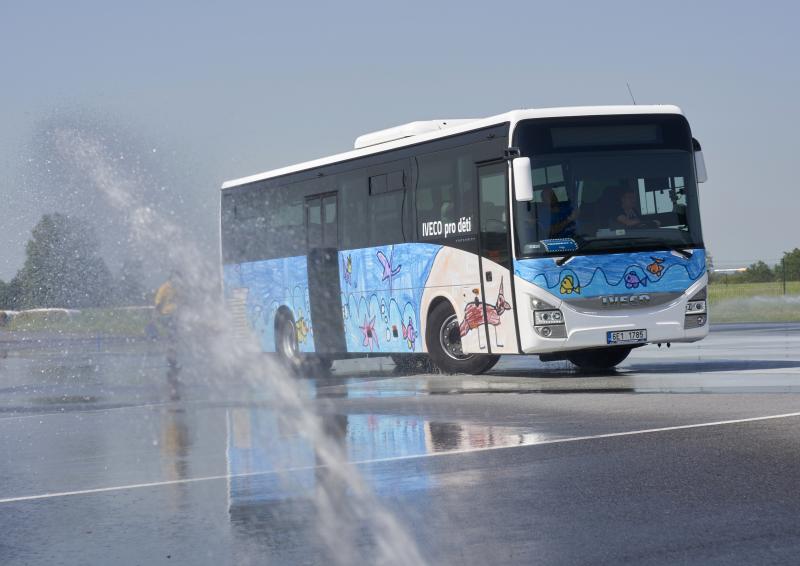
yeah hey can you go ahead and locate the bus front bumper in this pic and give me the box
[518,281,709,355]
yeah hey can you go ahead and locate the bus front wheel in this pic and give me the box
[566,347,632,371]
[425,301,499,375]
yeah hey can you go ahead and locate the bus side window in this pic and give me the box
[222,186,270,263]
[366,160,409,246]
[269,186,304,257]
[370,190,405,244]
[306,199,323,248]
[417,151,459,236]
[323,194,337,248]
[339,170,369,249]
[416,148,479,240]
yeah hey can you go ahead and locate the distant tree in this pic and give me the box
[779,248,800,281]
[114,257,147,305]
[742,260,774,283]
[15,213,113,309]
[0,277,23,310]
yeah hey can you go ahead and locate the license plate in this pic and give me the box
[607,329,647,345]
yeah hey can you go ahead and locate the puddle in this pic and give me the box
[226,408,547,507]
[310,356,800,398]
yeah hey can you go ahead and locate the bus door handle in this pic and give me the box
[485,271,493,282]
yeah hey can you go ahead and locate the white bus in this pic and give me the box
[220,106,708,374]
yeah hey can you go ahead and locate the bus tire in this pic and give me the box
[425,301,500,375]
[566,346,632,371]
[275,313,303,371]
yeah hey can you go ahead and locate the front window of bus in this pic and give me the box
[513,115,703,257]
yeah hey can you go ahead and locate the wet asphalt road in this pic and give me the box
[1,324,800,565]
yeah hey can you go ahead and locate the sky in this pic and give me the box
[1,0,799,280]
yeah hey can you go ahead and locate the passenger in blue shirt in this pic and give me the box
[540,187,578,238]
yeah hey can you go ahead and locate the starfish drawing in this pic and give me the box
[360,315,379,351]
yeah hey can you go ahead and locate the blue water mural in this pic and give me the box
[223,256,315,353]
[514,249,706,300]
[340,243,442,353]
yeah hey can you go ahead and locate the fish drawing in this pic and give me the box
[624,271,649,289]
[343,254,354,286]
[401,317,417,350]
[559,274,581,295]
[647,257,665,278]
[376,250,401,281]
[459,279,513,336]
[295,309,309,344]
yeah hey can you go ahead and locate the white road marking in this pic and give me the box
[2,411,800,505]
[724,367,800,375]
[0,401,180,421]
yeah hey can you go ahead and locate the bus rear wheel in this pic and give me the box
[425,301,499,374]
[566,346,632,371]
[275,313,303,371]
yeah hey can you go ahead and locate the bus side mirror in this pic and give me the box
[693,138,708,183]
[513,157,534,201]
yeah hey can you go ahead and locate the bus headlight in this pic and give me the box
[685,300,706,314]
[534,309,564,326]
[685,288,708,329]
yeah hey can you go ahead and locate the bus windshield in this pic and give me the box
[513,116,703,257]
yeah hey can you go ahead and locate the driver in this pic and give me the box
[615,189,659,228]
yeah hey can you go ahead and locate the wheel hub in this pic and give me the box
[440,314,472,361]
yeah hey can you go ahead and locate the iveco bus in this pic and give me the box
[220,106,708,373]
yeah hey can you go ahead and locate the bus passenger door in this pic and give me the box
[476,162,519,354]
[305,193,346,354]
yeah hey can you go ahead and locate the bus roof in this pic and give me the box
[221,105,683,190]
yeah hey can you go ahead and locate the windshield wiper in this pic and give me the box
[553,238,694,265]
[555,255,573,266]
[612,237,696,258]
[670,247,693,259]
[554,236,591,266]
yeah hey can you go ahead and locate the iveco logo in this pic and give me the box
[600,294,652,307]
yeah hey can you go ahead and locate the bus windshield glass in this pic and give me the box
[513,115,703,257]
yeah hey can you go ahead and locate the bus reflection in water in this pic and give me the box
[226,406,545,509]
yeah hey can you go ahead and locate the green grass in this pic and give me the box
[709,281,800,303]
[709,281,800,323]
[4,307,152,336]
